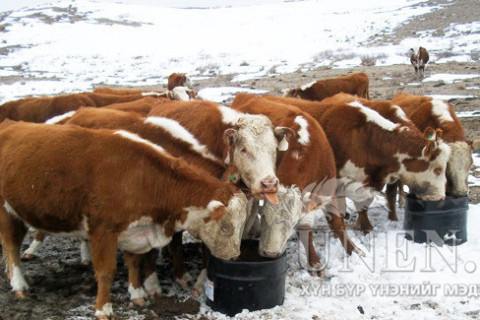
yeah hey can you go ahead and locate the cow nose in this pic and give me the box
[261,178,278,191]
[261,249,279,259]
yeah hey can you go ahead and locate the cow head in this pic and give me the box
[259,186,304,258]
[194,192,248,260]
[445,141,474,197]
[399,128,451,201]
[282,88,298,98]
[223,114,293,204]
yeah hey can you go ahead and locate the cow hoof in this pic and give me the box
[14,290,27,299]
[388,214,399,221]
[21,253,36,261]
[354,247,366,257]
[148,291,162,299]
[131,298,146,307]
[96,316,115,320]
[81,260,91,266]
[353,221,373,235]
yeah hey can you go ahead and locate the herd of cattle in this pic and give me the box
[0,71,479,319]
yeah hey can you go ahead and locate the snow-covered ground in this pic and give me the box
[1,0,480,104]
[1,1,480,319]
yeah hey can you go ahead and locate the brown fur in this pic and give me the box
[285,72,370,101]
[167,73,189,91]
[0,121,241,316]
[231,93,359,262]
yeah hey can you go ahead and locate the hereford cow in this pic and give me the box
[283,72,370,101]
[258,94,451,233]
[94,86,197,101]
[410,47,429,78]
[392,92,480,197]
[231,93,362,270]
[0,92,147,123]
[0,121,248,319]
[167,73,192,91]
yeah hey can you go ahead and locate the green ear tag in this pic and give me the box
[429,135,433,139]
[230,174,236,181]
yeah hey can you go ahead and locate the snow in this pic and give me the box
[1,0,480,104]
[1,1,480,319]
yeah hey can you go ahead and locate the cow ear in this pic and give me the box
[223,128,238,147]
[423,127,436,141]
[210,205,227,221]
[274,127,295,151]
[422,140,435,159]
[435,128,443,140]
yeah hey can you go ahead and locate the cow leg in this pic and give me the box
[22,230,46,261]
[386,183,398,221]
[397,182,406,208]
[123,251,148,307]
[169,232,192,289]
[143,249,162,298]
[296,225,324,276]
[0,209,29,298]
[354,198,374,234]
[193,244,209,297]
[89,232,118,320]
[80,240,91,265]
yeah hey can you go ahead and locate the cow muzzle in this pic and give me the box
[257,178,279,205]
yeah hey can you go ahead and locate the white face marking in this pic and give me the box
[447,141,472,196]
[348,101,398,131]
[179,200,221,231]
[118,217,171,254]
[114,130,166,154]
[170,86,190,101]
[300,81,317,91]
[294,115,310,145]
[128,284,148,300]
[45,111,76,124]
[260,186,303,257]
[219,105,242,125]
[23,239,43,256]
[144,272,162,295]
[144,116,221,162]
[95,303,113,317]
[10,266,29,292]
[431,99,454,123]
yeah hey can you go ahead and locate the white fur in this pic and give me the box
[170,86,190,101]
[95,303,113,317]
[128,284,148,300]
[219,105,241,125]
[114,130,166,154]
[45,111,76,124]
[294,115,310,145]
[431,99,454,123]
[392,105,409,122]
[348,101,398,131]
[300,81,316,91]
[80,240,91,263]
[447,141,471,195]
[179,200,223,231]
[23,239,42,256]
[339,160,367,183]
[144,272,162,294]
[4,201,20,218]
[10,266,29,292]
[117,217,171,254]
[145,116,220,162]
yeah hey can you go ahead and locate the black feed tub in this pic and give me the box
[205,239,287,317]
[404,194,469,246]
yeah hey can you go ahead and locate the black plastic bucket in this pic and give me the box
[404,194,469,245]
[205,239,287,317]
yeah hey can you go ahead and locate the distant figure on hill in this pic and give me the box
[410,47,429,78]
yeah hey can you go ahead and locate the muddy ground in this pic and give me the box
[1,0,480,319]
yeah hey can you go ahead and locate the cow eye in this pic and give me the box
[221,222,233,235]
[240,147,247,154]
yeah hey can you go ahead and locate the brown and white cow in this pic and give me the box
[259,94,451,233]
[283,72,370,101]
[0,92,146,123]
[167,73,192,91]
[410,47,429,78]
[0,121,248,319]
[94,86,197,101]
[392,92,480,197]
[231,93,362,270]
